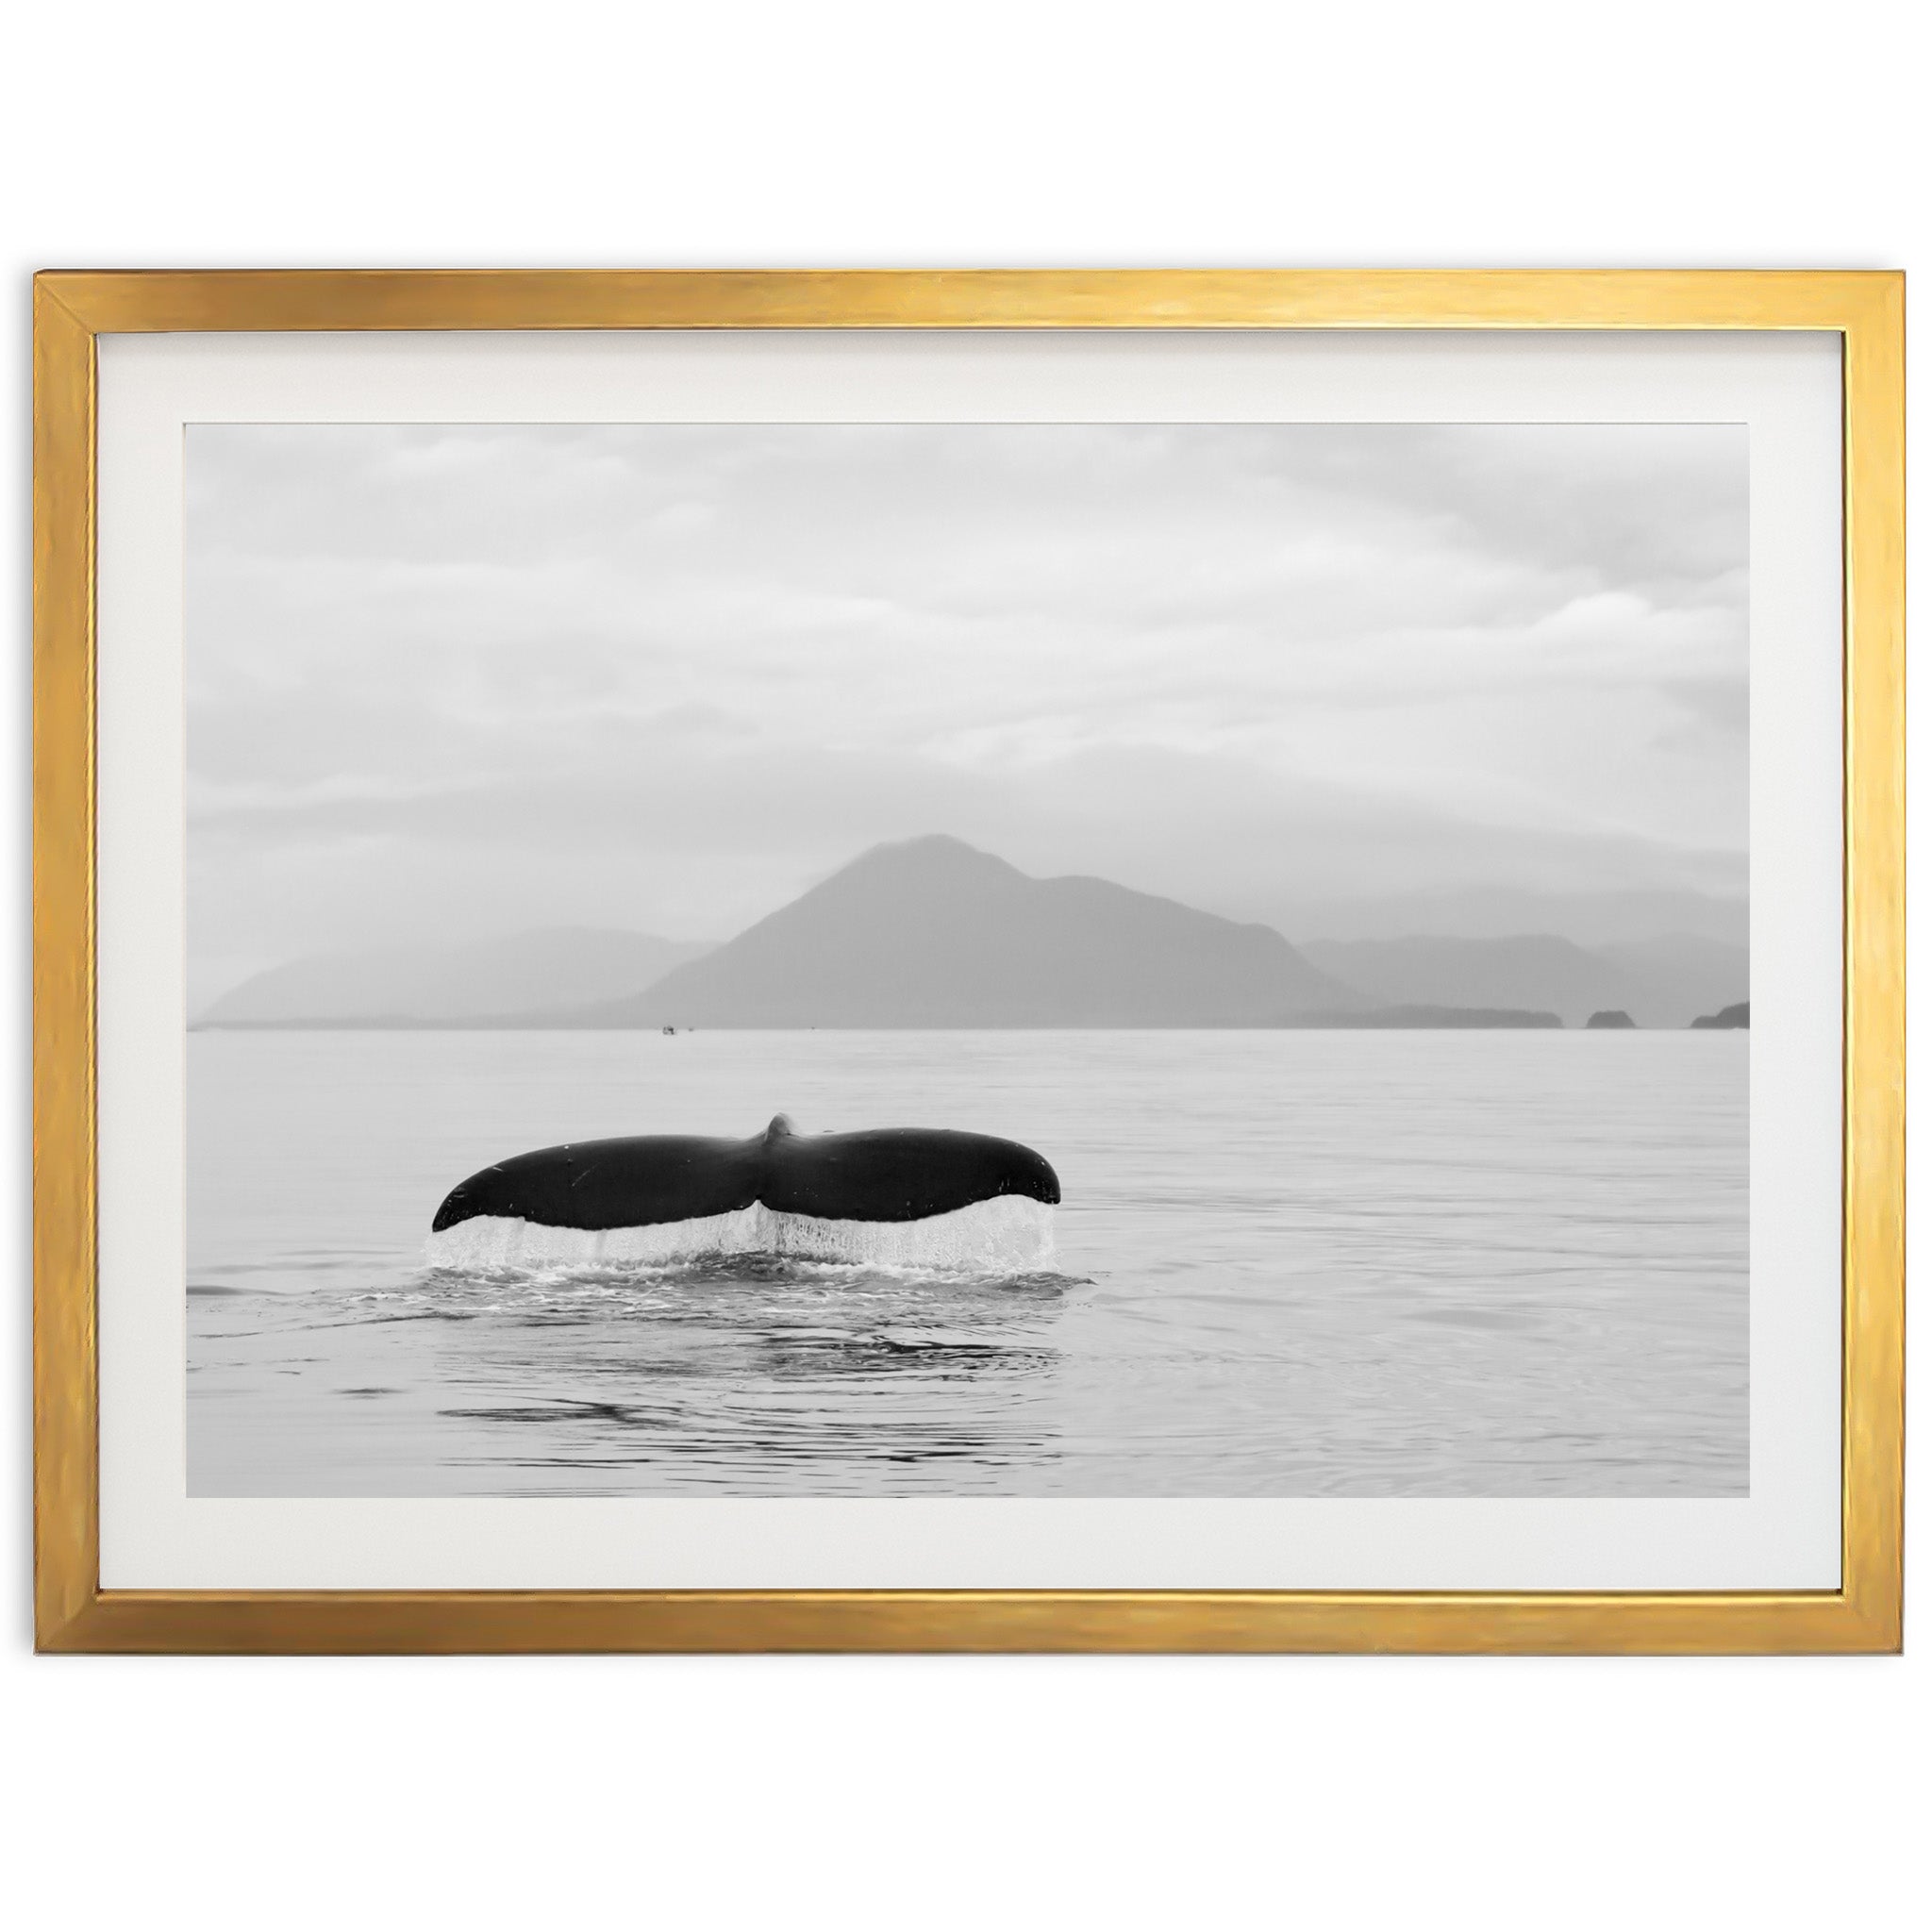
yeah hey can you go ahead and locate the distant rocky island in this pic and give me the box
[1586,1009,1637,1029]
[195,835,1749,1033]
[1690,1001,1750,1029]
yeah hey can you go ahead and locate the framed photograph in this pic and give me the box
[33,271,1902,1653]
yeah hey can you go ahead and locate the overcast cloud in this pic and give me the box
[187,423,1748,1000]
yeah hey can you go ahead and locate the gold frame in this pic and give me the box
[33,270,1905,1654]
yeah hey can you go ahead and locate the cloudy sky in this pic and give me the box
[187,422,1747,1001]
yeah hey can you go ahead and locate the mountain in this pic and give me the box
[1300,934,1657,1029]
[575,835,1360,1027]
[196,927,715,1026]
[1591,934,1749,1030]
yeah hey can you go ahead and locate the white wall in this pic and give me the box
[4,4,1922,1924]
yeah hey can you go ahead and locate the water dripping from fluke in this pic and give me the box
[425,1115,1062,1275]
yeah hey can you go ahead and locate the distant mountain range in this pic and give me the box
[553,836,1359,1027]
[196,835,1748,1031]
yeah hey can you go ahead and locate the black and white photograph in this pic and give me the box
[185,420,1750,1498]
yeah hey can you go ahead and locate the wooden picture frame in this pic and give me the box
[33,270,1904,1653]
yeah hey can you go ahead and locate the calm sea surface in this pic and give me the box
[188,1028,1747,1496]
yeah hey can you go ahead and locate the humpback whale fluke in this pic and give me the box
[427,1116,1060,1271]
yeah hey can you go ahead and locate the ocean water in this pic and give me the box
[187,1028,1748,1497]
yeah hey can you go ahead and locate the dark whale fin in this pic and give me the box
[762,1126,1058,1223]
[430,1135,761,1234]
[432,1122,1059,1233]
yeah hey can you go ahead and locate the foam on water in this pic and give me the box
[424,1193,1056,1274]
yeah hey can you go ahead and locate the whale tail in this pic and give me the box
[427,1118,1060,1272]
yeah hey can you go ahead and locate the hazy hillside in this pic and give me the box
[577,835,1360,1027]
[198,927,714,1026]
[1591,934,1749,1029]
[1300,935,1656,1028]
[1268,886,1749,948]
[1299,932,1747,1028]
